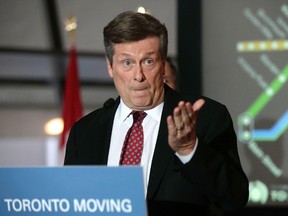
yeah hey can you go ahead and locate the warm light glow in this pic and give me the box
[137,6,146,14]
[44,118,63,135]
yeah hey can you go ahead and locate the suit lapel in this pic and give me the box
[93,97,120,164]
[147,86,182,198]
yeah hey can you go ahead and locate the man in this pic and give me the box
[64,11,249,215]
[164,57,178,90]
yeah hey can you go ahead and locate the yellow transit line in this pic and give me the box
[237,40,288,52]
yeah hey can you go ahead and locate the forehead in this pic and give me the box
[113,37,161,57]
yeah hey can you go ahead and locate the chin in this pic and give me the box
[131,99,151,109]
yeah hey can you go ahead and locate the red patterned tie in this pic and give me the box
[119,111,147,165]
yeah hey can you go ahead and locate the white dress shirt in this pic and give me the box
[107,99,198,195]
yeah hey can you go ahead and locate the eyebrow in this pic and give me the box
[118,51,157,57]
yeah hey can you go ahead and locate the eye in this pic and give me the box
[123,60,131,66]
[144,59,153,65]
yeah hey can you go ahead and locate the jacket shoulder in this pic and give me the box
[72,97,119,129]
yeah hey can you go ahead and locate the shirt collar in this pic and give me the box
[118,99,164,123]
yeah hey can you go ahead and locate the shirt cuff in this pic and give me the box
[175,138,198,164]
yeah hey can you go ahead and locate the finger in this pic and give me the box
[179,102,192,127]
[193,99,205,112]
[179,101,188,117]
[188,99,205,126]
[173,103,184,129]
[167,115,175,130]
[184,102,193,120]
[187,99,205,120]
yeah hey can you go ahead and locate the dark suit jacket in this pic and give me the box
[64,85,249,216]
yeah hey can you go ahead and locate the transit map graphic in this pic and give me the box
[236,4,288,206]
[203,1,288,206]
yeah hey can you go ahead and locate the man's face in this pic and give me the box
[106,36,165,110]
[164,61,177,90]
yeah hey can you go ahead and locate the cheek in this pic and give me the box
[154,73,165,85]
[146,77,163,93]
[113,72,130,87]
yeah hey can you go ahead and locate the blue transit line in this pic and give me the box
[252,110,288,141]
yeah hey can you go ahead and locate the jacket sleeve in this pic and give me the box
[180,99,249,211]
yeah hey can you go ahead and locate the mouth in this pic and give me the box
[134,87,146,91]
[132,87,149,96]
[132,85,148,91]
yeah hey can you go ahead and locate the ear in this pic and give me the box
[106,57,113,78]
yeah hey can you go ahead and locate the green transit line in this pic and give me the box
[246,64,288,118]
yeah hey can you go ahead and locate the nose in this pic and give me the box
[134,64,145,82]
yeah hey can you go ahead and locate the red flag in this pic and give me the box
[60,46,83,150]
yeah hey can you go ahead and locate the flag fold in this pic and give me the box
[60,47,83,150]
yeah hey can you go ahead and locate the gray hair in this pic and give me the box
[103,11,168,65]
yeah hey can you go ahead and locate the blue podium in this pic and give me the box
[0,166,147,216]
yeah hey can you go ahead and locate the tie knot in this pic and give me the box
[131,111,147,123]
